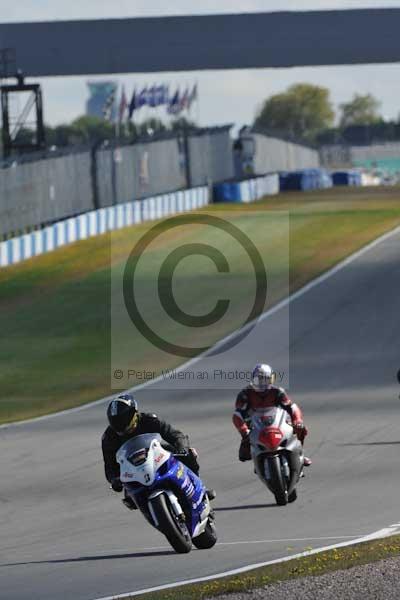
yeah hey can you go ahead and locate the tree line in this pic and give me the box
[254,84,396,145]
[9,116,196,150]
[3,84,397,152]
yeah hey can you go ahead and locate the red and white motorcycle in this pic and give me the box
[249,406,305,505]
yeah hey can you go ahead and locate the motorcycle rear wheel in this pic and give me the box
[150,494,192,554]
[268,456,288,506]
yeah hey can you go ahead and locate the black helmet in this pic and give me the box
[107,393,138,436]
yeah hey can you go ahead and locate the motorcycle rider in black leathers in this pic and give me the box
[102,393,214,509]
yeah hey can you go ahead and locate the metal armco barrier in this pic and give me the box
[0,186,208,268]
[0,150,93,238]
[0,171,281,268]
[0,127,234,238]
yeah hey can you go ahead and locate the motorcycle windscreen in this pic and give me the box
[117,433,162,460]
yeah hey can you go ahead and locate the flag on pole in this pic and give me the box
[147,85,157,107]
[118,85,128,123]
[102,88,116,121]
[156,84,169,106]
[167,88,181,114]
[187,84,198,110]
[138,86,148,108]
[179,87,190,112]
[128,88,137,119]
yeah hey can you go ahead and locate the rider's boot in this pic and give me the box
[238,436,251,462]
[206,489,216,501]
[122,496,138,510]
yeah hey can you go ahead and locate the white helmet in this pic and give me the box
[251,363,275,392]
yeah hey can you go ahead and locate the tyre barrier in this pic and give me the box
[279,168,333,191]
[213,173,279,203]
[332,170,363,186]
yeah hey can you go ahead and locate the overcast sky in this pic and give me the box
[1,1,400,129]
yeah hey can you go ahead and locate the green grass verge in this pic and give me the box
[130,534,400,600]
[0,186,399,423]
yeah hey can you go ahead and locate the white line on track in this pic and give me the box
[3,223,400,431]
[92,524,400,600]
[120,534,366,553]
[44,535,361,559]
[98,534,369,555]
[216,535,365,546]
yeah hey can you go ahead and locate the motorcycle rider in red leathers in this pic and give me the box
[233,364,312,466]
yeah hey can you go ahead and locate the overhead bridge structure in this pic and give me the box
[0,9,400,77]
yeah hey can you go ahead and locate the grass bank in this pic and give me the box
[130,534,400,600]
[1,186,399,423]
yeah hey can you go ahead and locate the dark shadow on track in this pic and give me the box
[214,503,276,512]
[342,441,400,446]
[0,549,175,567]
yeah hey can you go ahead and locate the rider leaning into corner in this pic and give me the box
[233,364,312,466]
[102,393,216,510]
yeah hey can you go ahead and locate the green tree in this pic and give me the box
[254,83,334,141]
[137,118,167,136]
[70,115,115,144]
[339,93,381,128]
[170,117,197,131]
[51,124,76,146]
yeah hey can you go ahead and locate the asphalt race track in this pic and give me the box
[1,229,400,600]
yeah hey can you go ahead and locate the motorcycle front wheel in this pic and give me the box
[150,494,192,554]
[192,517,218,549]
[268,456,288,506]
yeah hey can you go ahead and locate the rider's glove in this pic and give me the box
[110,477,123,492]
[294,422,307,431]
[293,422,308,440]
[174,446,188,456]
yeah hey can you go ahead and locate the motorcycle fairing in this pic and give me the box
[151,455,209,537]
[250,406,304,497]
[118,434,209,538]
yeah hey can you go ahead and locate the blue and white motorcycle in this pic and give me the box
[117,433,217,554]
